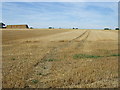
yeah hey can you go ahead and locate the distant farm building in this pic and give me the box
[6,25,29,29]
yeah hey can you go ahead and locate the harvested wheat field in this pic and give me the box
[2,29,119,88]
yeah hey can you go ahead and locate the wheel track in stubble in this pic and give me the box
[3,30,90,88]
[34,30,90,67]
[23,30,91,88]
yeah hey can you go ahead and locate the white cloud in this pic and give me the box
[2,2,118,29]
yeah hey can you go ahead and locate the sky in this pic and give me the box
[1,0,120,2]
[1,2,118,29]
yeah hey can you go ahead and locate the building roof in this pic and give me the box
[6,24,29,28]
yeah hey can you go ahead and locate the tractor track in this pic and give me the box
[24,30,90,88]
[75,30,90,49]
[33,30,89,67]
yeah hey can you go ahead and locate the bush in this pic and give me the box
[115,28,119,30]
[0,22,5,28]
[49,27,54,29]
[73,28,78,29]
[104,28,110,30]
[49,27,52,29]
[30,27,33,29]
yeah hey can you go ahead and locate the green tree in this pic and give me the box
[115,28,119,30]
[0,22,5,28]
[104,28,110,30]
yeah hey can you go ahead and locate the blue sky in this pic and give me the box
[2,2,118,29]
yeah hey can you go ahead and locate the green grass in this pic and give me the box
[108,54,120,57]
[31,80,39,84]
[73,54,103,59]
[73,54,120,59]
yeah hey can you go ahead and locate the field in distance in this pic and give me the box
[2,29,119,88]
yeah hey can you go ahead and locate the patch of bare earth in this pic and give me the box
[2,29,118,88]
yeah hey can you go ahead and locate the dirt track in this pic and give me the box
[2,29,118,88]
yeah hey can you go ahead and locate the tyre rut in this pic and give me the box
[34,30,89,67]
[24,30,90,87]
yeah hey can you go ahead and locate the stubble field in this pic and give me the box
[2,29,119,88]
